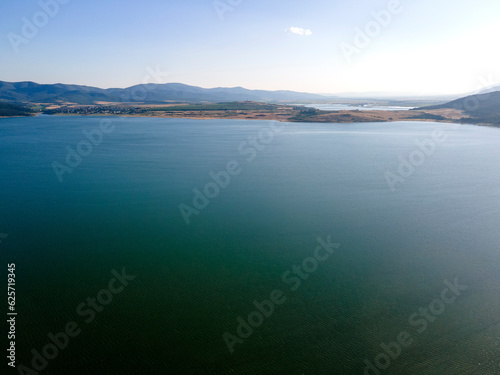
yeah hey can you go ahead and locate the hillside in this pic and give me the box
[416,91,500,125]
[0,102,34,117]
[0,81,331,105]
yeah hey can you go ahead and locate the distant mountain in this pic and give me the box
[417,91,500,125]
[0,81,331,105]
[0,81,111,105]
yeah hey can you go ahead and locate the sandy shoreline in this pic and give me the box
[4,108,498,127]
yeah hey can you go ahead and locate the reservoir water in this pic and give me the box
[1,116,499,374]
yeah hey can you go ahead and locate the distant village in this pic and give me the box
[43,106,150,115]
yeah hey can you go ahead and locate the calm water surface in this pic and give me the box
[0,116,499,374]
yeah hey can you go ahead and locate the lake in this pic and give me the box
[1,115,499,374]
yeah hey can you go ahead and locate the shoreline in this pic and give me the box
[2,110,498,128]
[31,112,500,128]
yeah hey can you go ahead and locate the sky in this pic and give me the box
[1,0,500,96]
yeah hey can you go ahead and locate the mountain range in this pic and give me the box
[1,80,499,125]
[0,81,332,105]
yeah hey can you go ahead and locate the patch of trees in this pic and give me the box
[0,103,34,117]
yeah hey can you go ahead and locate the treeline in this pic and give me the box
[287,107,319,121]
[149,102,278,112]
[409,113,446,121]
[459,116,500,126]
[43,106,148,115]
[0,103,34,117]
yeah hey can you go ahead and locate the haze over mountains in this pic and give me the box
[2,80,500,106]
[0,81,332,105]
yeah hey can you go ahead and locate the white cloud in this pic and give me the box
[285,27,312,36]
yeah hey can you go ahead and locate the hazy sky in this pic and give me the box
[1,0,500,95]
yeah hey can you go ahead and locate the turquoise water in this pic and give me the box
[1,116,499,374]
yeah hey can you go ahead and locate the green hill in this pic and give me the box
[417,91,500,125]
[0,80,333,105]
